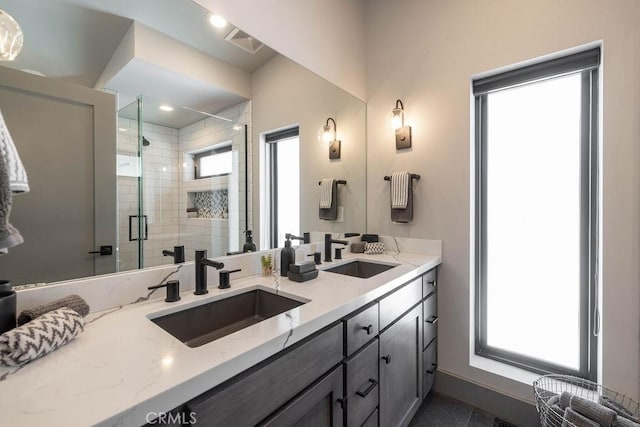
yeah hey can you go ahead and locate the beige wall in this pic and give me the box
[193,0,366,101]
[365,0,640,403]
[251,54,367,247]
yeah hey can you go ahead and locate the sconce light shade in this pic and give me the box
[0,10,23,61]
[392,106,404,130]
[323,117,341,159]
[322,123,334,143]
[392,99,412,150]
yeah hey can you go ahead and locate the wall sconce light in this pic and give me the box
[322,117,341,159]
[392,99,412,149]
[0,10,23,61]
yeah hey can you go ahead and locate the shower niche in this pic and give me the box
[187,190,229,219]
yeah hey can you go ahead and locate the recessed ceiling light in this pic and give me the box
[233,125,242,131]
[159,104,174,112]
[118,127,127,132]
[207,13,227,28]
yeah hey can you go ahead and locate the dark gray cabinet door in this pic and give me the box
[345,339,378,426]
[261,365,344,426]
[379,305,422,427]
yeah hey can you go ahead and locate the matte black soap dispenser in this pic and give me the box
[243,230,257,253]
[280,234,296,277]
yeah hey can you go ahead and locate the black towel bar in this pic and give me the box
[384,174,420,181]
[318,179,347,185]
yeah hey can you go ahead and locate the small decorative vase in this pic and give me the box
[262,266,272,277]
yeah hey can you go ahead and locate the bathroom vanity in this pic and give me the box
[0,240,441,427]
[166,266,438,427]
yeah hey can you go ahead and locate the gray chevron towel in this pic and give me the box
[0,308,84,366]
[17,294,90,326]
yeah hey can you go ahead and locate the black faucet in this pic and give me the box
[162,246,185,264]
[195,250,224,295]
[219,269,241,289]
[324,234,348,262]
[289,233,311,244]
[148,280,181,302]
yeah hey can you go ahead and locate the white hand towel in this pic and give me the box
[0,109,29,194]
[0,149,23,251]
[320,178,335,208]
[391,171,410,209]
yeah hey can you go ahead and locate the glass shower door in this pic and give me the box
[116,96,251,270]
[117,97,145,271]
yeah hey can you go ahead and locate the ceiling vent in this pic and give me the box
[224,27,264,55]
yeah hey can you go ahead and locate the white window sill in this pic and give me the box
[470,353,541,387]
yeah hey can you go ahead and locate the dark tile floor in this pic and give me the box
[409,393,517,427]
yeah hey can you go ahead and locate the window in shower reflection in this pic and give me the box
[193,143,233,179]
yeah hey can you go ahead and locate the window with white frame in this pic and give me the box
[473,48,600,379]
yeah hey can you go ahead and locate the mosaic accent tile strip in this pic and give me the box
[193,190,228,219]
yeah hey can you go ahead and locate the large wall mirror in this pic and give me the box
[0,0,366,286]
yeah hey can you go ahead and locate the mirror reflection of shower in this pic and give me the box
[116,95,250,272]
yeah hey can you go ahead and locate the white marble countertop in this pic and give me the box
[0,251,440,427]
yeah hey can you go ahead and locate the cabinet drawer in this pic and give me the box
[362,409,378,427]
[379,277,422,330]
[422,268,437,297]
[345,303,378,356]
[186,323,344,427]
[260,365,344,426]
[422,341,437,398]
[422,293,438,349]
[345,339,379,427]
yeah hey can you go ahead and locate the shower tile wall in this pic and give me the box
[117,119,180,270]
[179,101,251,258]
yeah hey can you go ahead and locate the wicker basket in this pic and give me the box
[533,374,640,427]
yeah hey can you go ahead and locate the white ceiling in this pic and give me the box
[112,58,247,128]
[0,0,132,87]
[0,0,277,127]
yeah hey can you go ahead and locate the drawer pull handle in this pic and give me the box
[356,379,378,398]
[428,280,437,287]
[381,355,391,364]
[361,324,373,335]
[425,315,439,324]
[336,397,347,410]
[426,363,438,375]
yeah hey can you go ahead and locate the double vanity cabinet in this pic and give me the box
[164,267,438,427]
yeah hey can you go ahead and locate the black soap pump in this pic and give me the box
[280,234,296,277]
[243,230,257,253]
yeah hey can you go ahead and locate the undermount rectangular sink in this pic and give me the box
[324,260,398,279]
[150,289,305,348]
